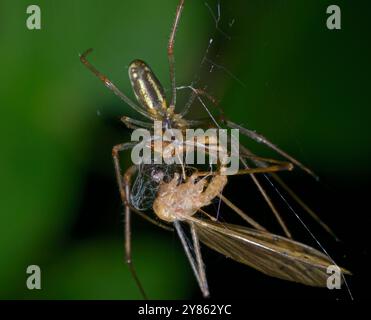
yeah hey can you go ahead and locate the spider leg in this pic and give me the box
[226,120,318,180]
[180,90,197,117]
[177,85,225,121]
[181,88,296,237]
[196,160,293,176]
[184,118,215,127]
[120,116,153,130]
[181,86,318,179]
[168,0,186,108]
[185,133,293,237]
[112,143,175,300]
[183,86,317,180]
[80,48,155,120]
[121,165,148,299]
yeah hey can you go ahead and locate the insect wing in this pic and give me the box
[189,218,350,287]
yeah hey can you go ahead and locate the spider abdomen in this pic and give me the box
[128,59,167,114]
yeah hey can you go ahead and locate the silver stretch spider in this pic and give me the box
[80,0,348,299]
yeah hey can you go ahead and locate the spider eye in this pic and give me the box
[128,60,167,114]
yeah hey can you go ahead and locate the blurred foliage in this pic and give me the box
[0,0,208,299]
[0,0,370,299]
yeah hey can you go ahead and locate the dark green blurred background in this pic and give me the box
[0,0,370,299]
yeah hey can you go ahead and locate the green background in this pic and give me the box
[0,0,370,299]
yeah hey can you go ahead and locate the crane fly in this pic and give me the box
[80,0,351,299]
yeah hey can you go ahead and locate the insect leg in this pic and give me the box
[271,173,338,240]
[238,152,293,238]
[188,137,293,237]
[198,157,293,237]
[240,145,338,239]
[218,195,267,231]
[190,222,209,297]
[174,220,209,297]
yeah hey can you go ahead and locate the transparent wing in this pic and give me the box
[187,217,350,287]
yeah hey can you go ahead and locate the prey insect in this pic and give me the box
[80,0,350,298]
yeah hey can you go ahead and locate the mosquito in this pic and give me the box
[80,0,351,299]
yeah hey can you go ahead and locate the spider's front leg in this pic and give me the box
[112,143,173,300]
[80,48,154,120]
[122,166,150,300]
[112,144,147,299]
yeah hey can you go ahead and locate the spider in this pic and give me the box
[80,0,349,299]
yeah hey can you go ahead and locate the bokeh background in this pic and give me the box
[0,0,370,299]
